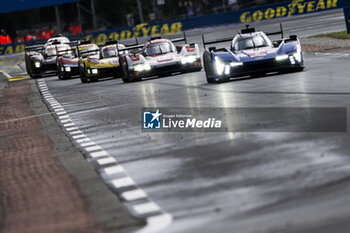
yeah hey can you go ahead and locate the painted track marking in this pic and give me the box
[36,80,173,233]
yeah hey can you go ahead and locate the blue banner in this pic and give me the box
[0,0,344,55]
[0,0,79,14]
[343,0,350,33]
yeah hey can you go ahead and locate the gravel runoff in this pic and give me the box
[0,73,6,233]
[301,37,350,51]
[28,80,142,233]
[0,70,141,232]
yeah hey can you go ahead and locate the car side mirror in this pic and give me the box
[273,41,280,48]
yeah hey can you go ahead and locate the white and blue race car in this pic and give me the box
[202,24,304,83]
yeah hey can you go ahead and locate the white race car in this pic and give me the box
[119,35,202,82]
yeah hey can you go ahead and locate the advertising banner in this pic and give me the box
[343,0,350,33]
[0,0,80,14]
[0,0,344,55]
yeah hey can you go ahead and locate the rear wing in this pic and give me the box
[202,23,284,50]
[77,48,100,58]
[118,44,144,55]
[266,23,284,38]
[171,32,187,44]
[202,35,233,50]
[118,32,188,55]
[148,32,187,44]
[25,44,44,52]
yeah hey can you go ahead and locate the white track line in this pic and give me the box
[103,165,124,175]
[133,202,161,215]
[97,157,117,165]
[121,189,147,201]
[90,150,109,158]
[37,80,173,233]
[112,177,135,189]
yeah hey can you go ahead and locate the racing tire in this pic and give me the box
[294,67,304,72]
[203,51,219,83]
[121,59,133,83]
[79,61,90,83]
[28,63,41,79]
[80,78,89,83]
[29,73,42,79]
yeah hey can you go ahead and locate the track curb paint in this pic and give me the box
[36,79,173,233]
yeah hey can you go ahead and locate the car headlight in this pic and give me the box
[230,62,243,67]
[275,54,289,61]
[91,68,98,74]
[293,44,302,62]
[289,56,296,65]
[134,64,151,72]
[34,62,41,68]
[181,56,197,64]
[65,66,71,72]
[215,57,225,75]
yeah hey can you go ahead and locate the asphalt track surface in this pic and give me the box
[40,9,350,233]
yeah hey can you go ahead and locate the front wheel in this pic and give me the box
[121,59,135,83]
[203,51,219,83]
[294,67,304,72]
[80,78,89,83]
[79,61,89,83]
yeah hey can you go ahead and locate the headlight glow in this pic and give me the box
[215,57,225,75]
[34,62,41,68]
[65,66,71,72]
[293,44,302,62]
[91,68,98,74]
[134,64,151,72]
[224,65,230,75]
[275,54,289,61]
[181,56,197,64]
[289,56,296,65]
[230,62,243,67]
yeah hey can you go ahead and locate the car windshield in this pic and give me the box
[57,45,72,56]
[233,35,271,51]
[45,44,71,56]
[145,42,174,56]
[102,44,128,58]
[47,37,69,44]
[102,48,118,58]
[79,45,99,58]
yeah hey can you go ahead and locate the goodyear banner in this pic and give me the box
[0,0,344,55]
[238,0,341,23]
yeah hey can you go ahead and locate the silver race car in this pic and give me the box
[119,34,202,82]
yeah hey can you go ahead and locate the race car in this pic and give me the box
[202,24,304,83]
[119,34,202,82]
[25,41,73,78]
[57,42,99,80]
[79,41,127,83]
[45,35,70,45]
